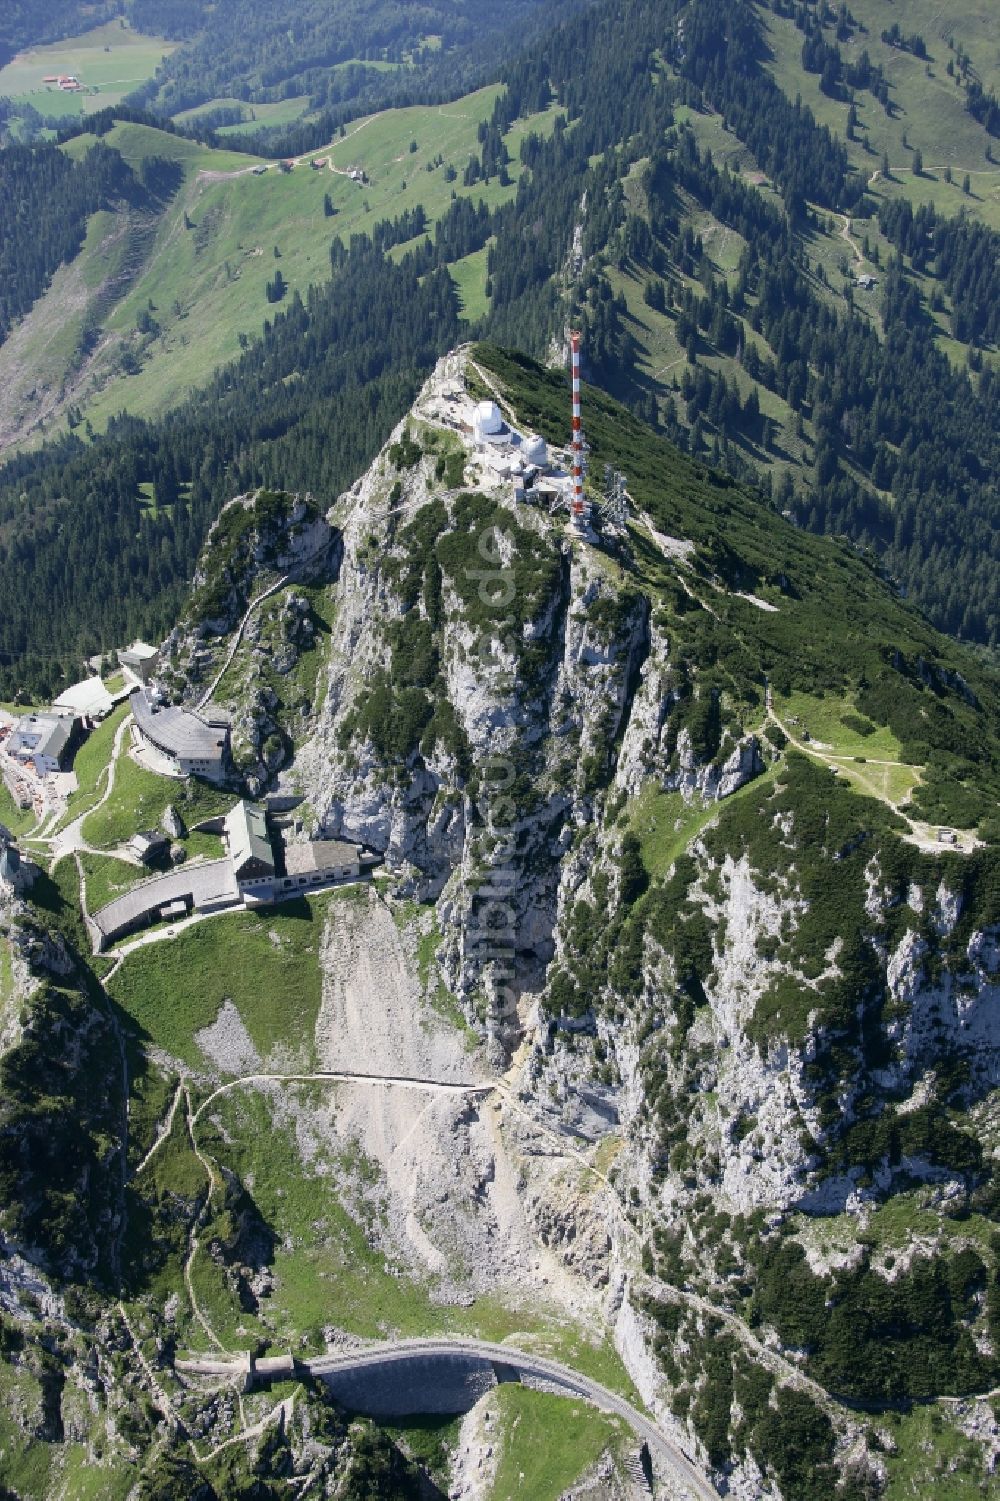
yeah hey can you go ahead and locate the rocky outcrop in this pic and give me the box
[295,352,762,1061]
[155,489,341,722]
[86,346,998,1496]
[0,894,126,1285]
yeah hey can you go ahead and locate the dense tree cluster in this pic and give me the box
[0,0,998,685]
[0,244,458,699]
[965,79,1000,138]
[124,0,587,127]
[0,142,140,344]
[755,1234,1000,1402]
[634,133,1000,644]
[880,22,927,60]
[668,0,860,216]
[0,2,119,68]
[800,26,892,111]
[879,199,1000,349]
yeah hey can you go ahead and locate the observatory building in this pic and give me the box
[473,400,505,447]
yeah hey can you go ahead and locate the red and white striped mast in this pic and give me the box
[569,331,589,534]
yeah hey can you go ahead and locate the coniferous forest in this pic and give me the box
[0,0,997,695]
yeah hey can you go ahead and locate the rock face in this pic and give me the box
[283,349,1000,1494]
[148,488,344,794]
[295,352,761,1063]
[161,803,186,840]
[0,892,125,1285]
[6,349,988,1498]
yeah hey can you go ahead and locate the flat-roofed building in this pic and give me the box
[7,713,74,775]
[90,858,240,951]
[54,677,114,721]
[131,691,229,783]
[279,838,363,894]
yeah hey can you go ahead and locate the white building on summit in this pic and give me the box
[472,399,505,446]
[130,690,230,783]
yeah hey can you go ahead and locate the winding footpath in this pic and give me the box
[47,711,134,862]
[765,688,979,854]
[195,535,338,711]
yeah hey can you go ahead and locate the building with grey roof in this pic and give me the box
[131,691,229,783]
[120,641,160,683]
[223,801,275,891]
[90,858,240,951]
[89,801,381,948]
[276,837,380,896]
[8,712,74,775]
[285,839,360,877]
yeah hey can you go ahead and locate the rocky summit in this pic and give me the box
[2,339,998,1499]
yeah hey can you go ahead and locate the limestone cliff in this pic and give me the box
[277,344,1000,1496]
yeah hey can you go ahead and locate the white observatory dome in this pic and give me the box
[523,433,547,466]
[473,399,503,441]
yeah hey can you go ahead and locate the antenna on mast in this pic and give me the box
[567,332,593,538]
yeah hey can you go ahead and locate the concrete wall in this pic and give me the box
[315,1351,503,1417]
[312,1349,593,1419]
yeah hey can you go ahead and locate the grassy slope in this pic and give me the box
[595,3,1000,505]
[0,780,37,837]
[81,748,230,849]
[53,701,129,829]
[489,1387,628,1500]
[1,90,559,451]
[108,894,329,1069]
[0,21,176,120]
[152,1065,638,1385]
[78,850,149,913]
[600,99,996,518]
[759,0,1000,203]
[105,876,636,1392]
[762,1,998,162]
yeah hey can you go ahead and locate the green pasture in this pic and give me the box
[0,21,175,118]
[81,747,230,850]
[490,1387,627,1500]
[34,88,558,439]
[761,0,999,201]
[108,895,330,1069]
